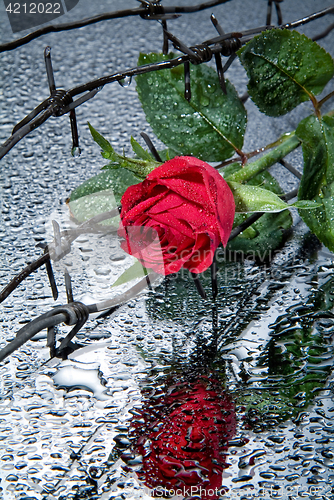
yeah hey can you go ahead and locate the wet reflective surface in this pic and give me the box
[1,1,334,498]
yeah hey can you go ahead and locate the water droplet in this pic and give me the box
[71,146,81,157]
[207,83,216,93]
[118,76,132,87]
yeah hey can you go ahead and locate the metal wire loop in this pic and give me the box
[69,302,90,326]
[140,1,165,19]
[51,302,90,358]
[49,89,74,117]
[48,302,87,326]
[220,37,242,57]
[188,44,213,64]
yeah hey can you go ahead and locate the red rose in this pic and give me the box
[126,378,236,499]
[118,156,235,275]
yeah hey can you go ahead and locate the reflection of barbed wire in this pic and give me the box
[1,3,334,161]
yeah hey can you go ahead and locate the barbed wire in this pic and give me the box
[0,1,333,363]
[0,178,300,364]
[0,0,231,53]
[1,3,333,161]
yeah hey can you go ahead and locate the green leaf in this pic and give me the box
[136,52,247,162]
[296,115,334,251]
[225,168,292,258]
[291,200,322,209]
[297,115,334,200]
[70,169,139,203]
[227,181,288,212]
[112,260,150,287]
[68,169,139,223]
[68,187,119,225]
[130,136,152,161]
[238,29,334,116]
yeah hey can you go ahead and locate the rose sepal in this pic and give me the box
[88,122,162,179]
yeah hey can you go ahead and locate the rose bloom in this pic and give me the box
[118,156,235,275]
[125,378,236,499]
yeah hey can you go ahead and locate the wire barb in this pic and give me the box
[44,248,59,300]
[214,52,227,94]
[140,132,163,162]
[161,19,169,54]
[210,13,225,36]
[44,46,56,94]
[184,61,191,101]
[65,269,74,304]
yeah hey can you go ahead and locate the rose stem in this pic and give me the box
[224,133,301,184]
[211,250,218,300]
[191,273,207,299]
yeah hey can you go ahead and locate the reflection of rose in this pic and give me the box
[126,378,236,499]
[118,157,235,275]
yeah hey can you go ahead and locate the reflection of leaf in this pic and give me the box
[112,260,150,287]
[240,275,334,423]
[296,115,334,251]
[238,29,334,116]
[136,52,246,162]
[69,169,139,223]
